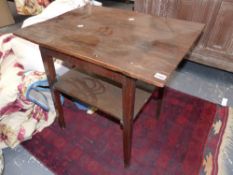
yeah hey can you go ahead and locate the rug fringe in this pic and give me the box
[218,108,233,175]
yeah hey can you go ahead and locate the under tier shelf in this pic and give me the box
[54,68,154,120]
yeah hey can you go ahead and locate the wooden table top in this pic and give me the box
[14,6,204,87]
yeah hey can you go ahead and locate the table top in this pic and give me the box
[14,6,204,87]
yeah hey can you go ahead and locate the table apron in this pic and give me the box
[39,47,128,85]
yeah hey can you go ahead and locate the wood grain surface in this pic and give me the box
[14,6,204,87]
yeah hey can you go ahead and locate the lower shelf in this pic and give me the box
[54,68,154,121]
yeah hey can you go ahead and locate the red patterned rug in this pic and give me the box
[22,88,226,175]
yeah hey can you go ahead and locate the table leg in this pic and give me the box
[122,77,136,167]
[156,87,164,119]
[40,50,65,128]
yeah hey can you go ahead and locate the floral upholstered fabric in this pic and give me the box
[15,0,52,15]
[0,33,56,174]
[0,33,56,149]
